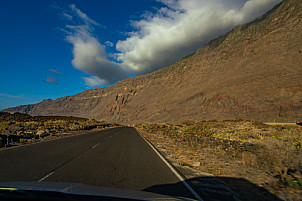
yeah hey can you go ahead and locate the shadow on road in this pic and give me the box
[143,176,283,201]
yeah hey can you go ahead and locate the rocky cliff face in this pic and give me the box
[4,0,302,123]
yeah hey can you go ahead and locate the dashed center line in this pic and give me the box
[38,172,54,182]
[38,142,102,182]
[92,143,101,149]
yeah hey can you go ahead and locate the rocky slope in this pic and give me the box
[4,0,302,123]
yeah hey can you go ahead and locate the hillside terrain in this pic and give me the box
[3,0,302,123]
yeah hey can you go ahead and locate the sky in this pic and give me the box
[0,0,282,110]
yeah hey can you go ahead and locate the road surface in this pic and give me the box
[0,127,195,199]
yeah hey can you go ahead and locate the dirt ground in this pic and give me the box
[136,120,302,201]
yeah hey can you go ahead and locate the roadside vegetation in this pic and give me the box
[137,120,302,200]
[0,112,119,148]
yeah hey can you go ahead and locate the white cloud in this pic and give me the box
[69,4,99,26]
[63,13,73,21]
[49,69,63,75]
[116,0,282,75]
[66,29,129,85]
[240,0,281,22]
[63,5,129,86]
[60,0,282,85]
[105,41,114,47]
[45,76,58,85]
[83,76,106,87]
[0,93,23,99]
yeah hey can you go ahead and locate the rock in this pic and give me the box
[241,151,258,167]
[36,130,45,135]
[193,162,201,167]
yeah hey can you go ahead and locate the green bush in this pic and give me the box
[288,179,302,190]
[180,162,192,167]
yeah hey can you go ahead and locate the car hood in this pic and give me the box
[0,182,196,201]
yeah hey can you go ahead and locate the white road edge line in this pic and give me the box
[136,129,204,201]
[38,171,54,182]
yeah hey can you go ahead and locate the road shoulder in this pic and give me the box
[136,128,241,201]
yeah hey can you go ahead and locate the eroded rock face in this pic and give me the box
[3,0,302,123]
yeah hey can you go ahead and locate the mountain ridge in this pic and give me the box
[4,0,302,123]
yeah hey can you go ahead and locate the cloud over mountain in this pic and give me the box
[61,0,282,86]
[62,4,129,86]
[116,0,281,75]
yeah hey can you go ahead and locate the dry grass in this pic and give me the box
[137,120,302,200]
[0,116,119,148]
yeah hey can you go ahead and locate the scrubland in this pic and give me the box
[0,112,119,148]
[137,120,302,200]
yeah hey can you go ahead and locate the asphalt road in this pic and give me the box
[0,127,195,199]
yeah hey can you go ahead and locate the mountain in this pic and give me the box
[3,0,302,123]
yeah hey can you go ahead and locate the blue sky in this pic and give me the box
[0,0,281,110]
